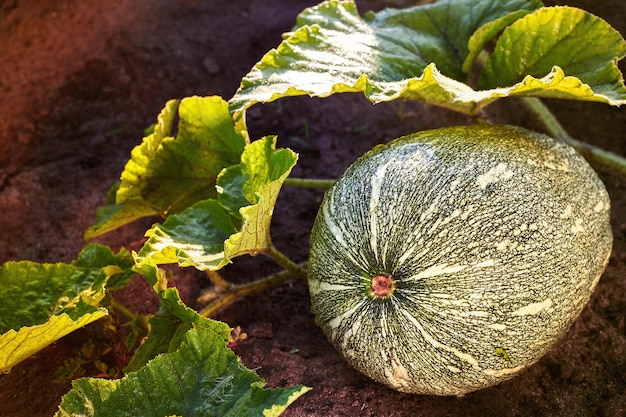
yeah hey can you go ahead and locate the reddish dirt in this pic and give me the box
[0,1,625,416]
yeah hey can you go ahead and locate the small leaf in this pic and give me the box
[125,264,231,372]
[229,0,543,118]
[72,244,135,291]
[224,136,298,261]
[479,6,626,102]
[56,327,310,417]
[134,136,297,271]
[86,96,247,238]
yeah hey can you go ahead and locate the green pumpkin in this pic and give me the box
[307,125,612,396]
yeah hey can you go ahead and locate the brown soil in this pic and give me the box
[1,1,625,416]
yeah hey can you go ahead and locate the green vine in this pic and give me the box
[520,97,626,178]
[199,263,307,317]
[283,177,336,188]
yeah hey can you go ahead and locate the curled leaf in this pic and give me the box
[229,0,626,119]
[134,136,297,271]
[86,96,247,239]
[479,6,626,102]
[0,245,133,372]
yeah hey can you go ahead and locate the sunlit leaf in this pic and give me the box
[86,96,247,239]
[229,0,626,119]
[0,245,133,372]
[0,311,107,374]
[229,0,543,117]
[479,6,626,102]
[134,136,297,271]
[56,327,310,417]
[135,200,238,270]
[223,136,298,260]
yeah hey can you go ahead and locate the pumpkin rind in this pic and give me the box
[307,125,612,396]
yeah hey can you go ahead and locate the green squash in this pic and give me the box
[308,125,612,396]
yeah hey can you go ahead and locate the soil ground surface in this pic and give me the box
[0,0,625,416]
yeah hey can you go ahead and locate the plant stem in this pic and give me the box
[199,263,307,317]
[265,244,308,277]
[206,270,231,290]
[283,177,335,188]
[520,97,626,178]
[109,298,138,321]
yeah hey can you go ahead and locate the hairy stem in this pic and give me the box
[199,262,307,317]
[283,177,335,188]
[520,97,626,178]
[265,244,307,276]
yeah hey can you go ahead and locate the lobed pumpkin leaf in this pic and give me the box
[56,326,310,417]
[479,6,626,101]
[134,135,297,271]
[229,0,626,119]
[462,9,534,74]
[86,96,247,239]
[0,245,133,372]
[223,136,298,261]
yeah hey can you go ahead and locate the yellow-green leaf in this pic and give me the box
[0,245,133,372]
[134,136,297,271]
[229,0,626,119]
[479,6,626,102]
[0,310,107,372]
[86,96,247,238]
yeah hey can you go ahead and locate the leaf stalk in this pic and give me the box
[265,244,307,277]
[198,262,307,317]
[283,177,335,188]
[520,97,626,178]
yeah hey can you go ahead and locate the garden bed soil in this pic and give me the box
[0,0,625,416]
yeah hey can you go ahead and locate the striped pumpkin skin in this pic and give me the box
[308,125,612,396]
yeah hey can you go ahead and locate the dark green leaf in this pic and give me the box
[124,264,231,372]
[57,327,310,417]
[72,244,135,291]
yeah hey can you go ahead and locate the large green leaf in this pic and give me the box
[229,0,626,118]
[56,326,310,417]
[134,136,297,271]
[479,6,626,99]
[0,245,133,372]
[86,96,247,239]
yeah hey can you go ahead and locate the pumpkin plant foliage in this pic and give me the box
[229,0,626,121]
[85,96,247,239]
[0,244,134,372]
[0,0,625,414]
[134,134,297,271]
[56,326,310,417]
